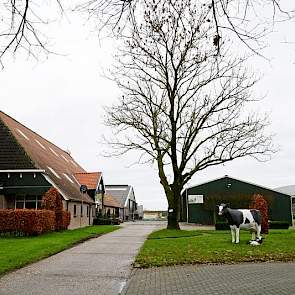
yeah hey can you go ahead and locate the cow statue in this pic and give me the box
[217,203,263,244]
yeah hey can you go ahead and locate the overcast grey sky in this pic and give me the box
[1,5,295,210]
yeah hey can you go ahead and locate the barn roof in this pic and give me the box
[0,111,94,203]
[105,185,134,207]
[184,175,292,198]
[103,193,123,208]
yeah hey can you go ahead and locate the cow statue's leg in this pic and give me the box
[252,231,256,241]
[235,227,240,244]
[230,225,236,243]
[256,224,262,240]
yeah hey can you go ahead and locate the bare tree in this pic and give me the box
[0,0,62,67]
[104,0,275,229]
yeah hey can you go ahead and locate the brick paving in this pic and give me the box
[121,263,295,295]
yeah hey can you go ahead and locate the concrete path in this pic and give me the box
[122,262,295,295]
[0,222,164,295]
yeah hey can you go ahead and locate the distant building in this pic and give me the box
[103,193,124,218]
[105,185,139,220]
[143,210,168,220]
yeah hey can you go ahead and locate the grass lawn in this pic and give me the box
[0,225,119,275]
[135,228,295,268]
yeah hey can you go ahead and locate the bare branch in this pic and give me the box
[0,0,63,67]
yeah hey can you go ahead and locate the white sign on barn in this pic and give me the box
[188,195,204,204]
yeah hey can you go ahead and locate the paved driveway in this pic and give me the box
[0,222,164,295]
[122,262,295,295]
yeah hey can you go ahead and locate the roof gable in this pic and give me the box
[74,172,102,190]
[0,111,94,203]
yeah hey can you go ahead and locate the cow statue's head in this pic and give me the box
[217,203,229,216]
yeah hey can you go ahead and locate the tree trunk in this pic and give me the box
[167,189,181,230]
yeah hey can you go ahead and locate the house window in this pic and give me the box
[15,196,25,209]
[81,204,83,217]
[25,195,37,209]
[74,205,77,217]
[37,196,42,209]
[15,195,42,209]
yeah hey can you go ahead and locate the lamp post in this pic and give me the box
[80,185,88,227]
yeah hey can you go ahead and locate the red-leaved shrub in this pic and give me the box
[61,211,71,230]
[0,209,55,235]
[250,194,269,234]
[42,187,71,231]
[42,187,63,212]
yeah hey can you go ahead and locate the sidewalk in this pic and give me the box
[0,222,164,295]
[122,262,295,295]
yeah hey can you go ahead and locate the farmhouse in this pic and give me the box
[180,175,293,226]
[105,185,138,220]
[0,111,104,229]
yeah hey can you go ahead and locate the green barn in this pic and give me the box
[180,175,293,225]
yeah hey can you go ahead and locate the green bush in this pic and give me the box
[93,215,121,225]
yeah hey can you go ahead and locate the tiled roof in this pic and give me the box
[0,111,94,203]
[74,172,102,190]
[105,185,133,207]
[0,118,35,169]
[103,193,123,208]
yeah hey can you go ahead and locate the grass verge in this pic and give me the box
[135,229,295,268]
[0,225,119,275]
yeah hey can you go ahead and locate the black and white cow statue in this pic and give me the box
[217,203,263,244]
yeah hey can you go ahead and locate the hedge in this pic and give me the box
[0,209,55,236]
[60,210,71,230]
[42,187,71,231]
